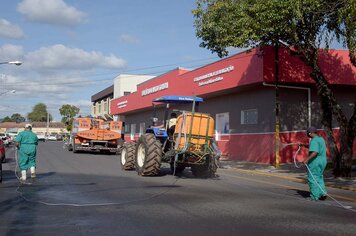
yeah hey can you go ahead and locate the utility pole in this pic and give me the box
[46,111,50,137]
[275,41,280,168]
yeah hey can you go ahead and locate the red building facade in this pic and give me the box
[111,47,356,164]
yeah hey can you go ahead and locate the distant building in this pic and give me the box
[91,74,155,120]
[91,85,114,120]
[0,122,67,135]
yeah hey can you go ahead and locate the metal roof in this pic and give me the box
[91,85,114,102]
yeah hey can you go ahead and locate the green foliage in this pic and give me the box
[193,0,355,63]
[1,116,12,122]
[59,104,80,123]
[59,104,80,131]
[1,113,26,123]
[11,113,26,123]
[27,103,52,122]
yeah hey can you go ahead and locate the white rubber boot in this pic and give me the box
[21,170,27,181]
[30,167,36,179]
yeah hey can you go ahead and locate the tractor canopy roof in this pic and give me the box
[153,95,204,104]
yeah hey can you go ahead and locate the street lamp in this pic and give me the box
[0,61,22,66]
[0,61,21,97]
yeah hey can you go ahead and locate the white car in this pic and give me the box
[47,135,57,141]
[36,132,46,142]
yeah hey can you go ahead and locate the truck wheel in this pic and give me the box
[191,156,218,178]
[135,134,162,176]
[72,143,78,153]
[67,143,73,151]
[121,142,136,170]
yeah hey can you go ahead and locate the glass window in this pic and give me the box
[125,124,130,133]
[130,124,136,140]
[241,109,258,124]
[215,112,230,134]
[139,122,145,135]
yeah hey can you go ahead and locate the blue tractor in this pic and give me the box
[120,95,220,177]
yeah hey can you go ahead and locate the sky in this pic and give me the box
[0,0,230,121]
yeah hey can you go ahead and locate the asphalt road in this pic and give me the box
[0,141,355,236]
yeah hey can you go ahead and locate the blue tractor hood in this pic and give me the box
[153,95,204,104]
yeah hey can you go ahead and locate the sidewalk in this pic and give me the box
[220,161,356,191]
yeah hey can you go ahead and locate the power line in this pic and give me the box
[4,52,257,87]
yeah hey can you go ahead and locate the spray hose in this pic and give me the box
[292,144,355,212]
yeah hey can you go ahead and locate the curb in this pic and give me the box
[231,168,356,192]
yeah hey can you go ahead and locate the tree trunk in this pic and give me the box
[310,65,353,177]
[319,94,342,176]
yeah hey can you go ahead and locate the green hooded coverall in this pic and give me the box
[15,130,38,171]
[307,135,327,200]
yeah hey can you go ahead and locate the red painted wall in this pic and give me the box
[219,129,356,164]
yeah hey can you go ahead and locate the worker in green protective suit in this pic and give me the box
[15,124,38,182]
[299,126,327,201]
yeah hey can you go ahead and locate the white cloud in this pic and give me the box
[0,44,24,61]
[0,19,25,39]
[119,34,140,44]
[24,44,127,70]
[3,74,93,97]
[17,0,87,26]
[0,73,96,120]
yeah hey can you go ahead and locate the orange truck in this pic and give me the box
[67,117,124,153]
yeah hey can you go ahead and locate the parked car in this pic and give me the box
[56,134,63,141]
[36,132,46,142]
[47,135,57,141]
[0,139,6,163]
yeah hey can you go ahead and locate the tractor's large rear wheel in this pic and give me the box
[121,142,136,170]
[191,156,218,178]
[135,134,162,176]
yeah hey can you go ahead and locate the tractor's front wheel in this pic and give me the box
[135,134,162,176]
[121,142,136,170]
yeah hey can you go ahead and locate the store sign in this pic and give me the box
[193,65,234,86]
[117,100,128,109]
[141,82,169,96]
[198,76,223,87]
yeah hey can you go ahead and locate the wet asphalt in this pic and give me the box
[0,141,355,236]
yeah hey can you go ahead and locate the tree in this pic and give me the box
[193,0,356,177]
[28,103,52,122]
[59,104,80,131]
[1,113,26,123]
[11,113,26,123]
[1,116,12,122]
[59,104,80,123]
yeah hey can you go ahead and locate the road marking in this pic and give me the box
[233,169,305,182]
[221,172,356,202]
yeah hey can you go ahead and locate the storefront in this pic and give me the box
[110,46,356,164]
